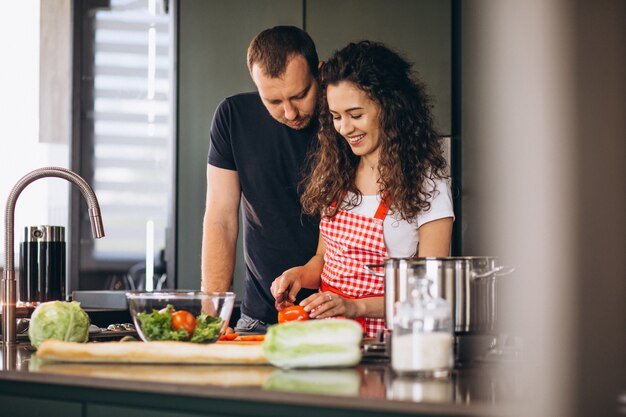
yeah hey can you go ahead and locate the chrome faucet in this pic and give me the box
[2,167,105,347]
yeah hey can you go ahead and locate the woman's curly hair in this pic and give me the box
[301,41,448,221]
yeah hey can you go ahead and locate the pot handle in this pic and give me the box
[472,265,516,280]
[364,264,385,277]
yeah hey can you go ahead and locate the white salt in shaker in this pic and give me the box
[391,278,453,377]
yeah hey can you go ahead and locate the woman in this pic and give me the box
[271,41,454,337]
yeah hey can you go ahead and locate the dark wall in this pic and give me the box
[177,0,452,292]
[308,0,451,135]
[177,0,303,292]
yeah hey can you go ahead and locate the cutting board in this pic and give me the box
[35,339,268,365]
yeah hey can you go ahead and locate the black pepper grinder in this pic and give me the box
[18,225,66,305]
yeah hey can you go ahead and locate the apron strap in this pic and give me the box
[373,195,390,220]
[330,193,390,220]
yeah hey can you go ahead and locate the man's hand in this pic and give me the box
[271,267,303,310]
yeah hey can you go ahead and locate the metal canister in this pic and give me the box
[417,257,515,333]
[18,225,66,305]
[368,257,514,334]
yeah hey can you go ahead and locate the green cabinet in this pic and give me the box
[0,394,82,417]
[86,404,213,417]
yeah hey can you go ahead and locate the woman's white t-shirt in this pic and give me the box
[341,178,454,257]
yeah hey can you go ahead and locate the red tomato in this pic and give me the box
[171,310,197,335]
[278,305,309,323]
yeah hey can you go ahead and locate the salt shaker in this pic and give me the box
[391,277,453,377]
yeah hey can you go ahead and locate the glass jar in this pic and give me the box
[391,278,453,377]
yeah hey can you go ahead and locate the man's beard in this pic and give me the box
[277,113,314,130]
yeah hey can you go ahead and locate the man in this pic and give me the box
[201,26,321,333]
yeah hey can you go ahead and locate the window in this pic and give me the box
[0,0,71,268]
[71,0,176,291]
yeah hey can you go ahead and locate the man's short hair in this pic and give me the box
[247,26,319,78]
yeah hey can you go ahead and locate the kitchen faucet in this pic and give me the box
[2,167,105,348]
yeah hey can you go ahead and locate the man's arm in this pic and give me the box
[201,165,241,292]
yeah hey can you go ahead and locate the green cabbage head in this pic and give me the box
[28,301,90,348]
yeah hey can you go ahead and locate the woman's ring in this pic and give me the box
[326,293,333,302]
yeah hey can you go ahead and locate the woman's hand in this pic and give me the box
[271,267,303,311]
[300,291,358,319]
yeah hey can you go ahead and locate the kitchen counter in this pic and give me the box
[0,343,523,417]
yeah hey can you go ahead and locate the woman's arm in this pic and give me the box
[302,294,384,319]
[417,217,453,257]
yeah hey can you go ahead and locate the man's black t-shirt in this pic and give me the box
[208,92,319,324]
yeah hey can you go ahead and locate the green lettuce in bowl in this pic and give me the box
[136,304,223,343]
[28,301,90,349]
[126,291,235,343]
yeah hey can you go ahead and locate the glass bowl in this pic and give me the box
[126,291,235,343]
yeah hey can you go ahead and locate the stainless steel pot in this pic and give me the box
[366,257,514,334]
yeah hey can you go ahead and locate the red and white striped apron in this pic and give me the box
[319,196,389,338]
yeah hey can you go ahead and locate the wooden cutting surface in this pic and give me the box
[35,339,268,364]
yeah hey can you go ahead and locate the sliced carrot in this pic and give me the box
[238,335,265,342]
[219,332,239,341]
